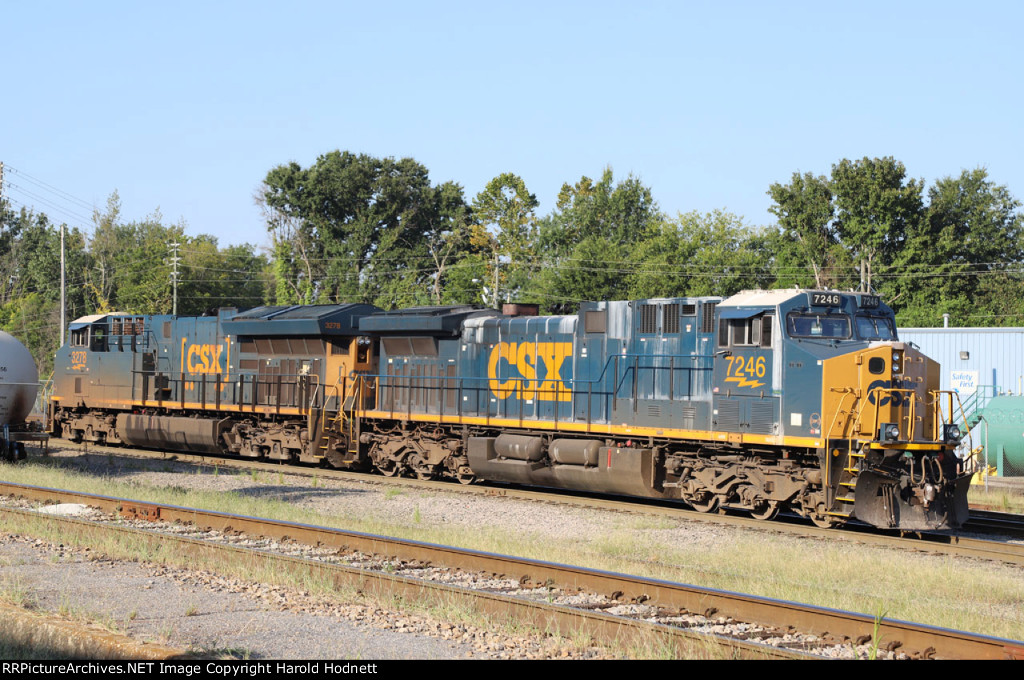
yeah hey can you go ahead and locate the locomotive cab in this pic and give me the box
[714,290,972,530]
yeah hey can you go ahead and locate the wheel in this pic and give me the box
[690,493,720,513]
[810,513,839,529]
[750,500,780,521]
[376,460,400,477]
[455,467,476,485]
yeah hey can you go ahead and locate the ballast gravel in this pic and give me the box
[0,443,929,659]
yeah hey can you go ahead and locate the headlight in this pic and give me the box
[880,423,900,441]
[943,424,962,444]
[891,352,902,373]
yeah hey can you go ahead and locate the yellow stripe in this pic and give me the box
[868,442,946,451]
[358,408,823,448]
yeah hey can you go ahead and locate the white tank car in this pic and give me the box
[0,331,38,427]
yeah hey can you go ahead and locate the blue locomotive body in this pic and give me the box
[358,290,970,529]
[50,304,377,460]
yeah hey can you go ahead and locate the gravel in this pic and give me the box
[1,442,985,659]
[0,444,641,659]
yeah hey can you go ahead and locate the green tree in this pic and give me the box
[630,211,774,299]
[175,237,269,315]
[541,167,661,255]
[260,151,458,308]
[537,168,663,309]
[767,171,839,288]
[0,201,89,377]
[472,173,539,306]
[831,157,924,294]
[895,168,1023,326]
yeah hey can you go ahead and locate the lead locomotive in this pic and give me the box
[49,289,973,530]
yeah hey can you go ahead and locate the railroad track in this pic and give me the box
[964,509,1024,538]
[0,481,1021,660]
[38,442,1024,567]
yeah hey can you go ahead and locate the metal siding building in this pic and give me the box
[898,327,1024,396]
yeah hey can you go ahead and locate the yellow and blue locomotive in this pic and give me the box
[49,289,973,530]
[49,304,380,463]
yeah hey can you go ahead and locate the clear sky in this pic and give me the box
[3,0,1021,249]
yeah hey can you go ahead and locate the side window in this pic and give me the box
[71,328,89,347]
[719,315,772,348]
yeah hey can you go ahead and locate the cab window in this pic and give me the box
[71,328,89,347]
[89,324,108,352]
[718,315,773,348]
[786,312,851,339]
[856,315,897,341]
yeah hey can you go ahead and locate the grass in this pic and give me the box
[0,576,36,610]
[968,486,1024,513]
[3,454,1023,649]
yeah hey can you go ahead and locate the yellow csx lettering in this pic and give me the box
[488,341,572,401]
[186,343,225,375]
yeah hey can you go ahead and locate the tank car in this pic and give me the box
[0,330,40,460]
[48,290,974,531]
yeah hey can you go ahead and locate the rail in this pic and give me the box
[3,481,1021,660]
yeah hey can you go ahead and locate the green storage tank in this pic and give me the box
[970,396,1024,476]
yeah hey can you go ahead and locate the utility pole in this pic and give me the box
[169,242,181,315]
[492,252,500,308]
[60,224,66,345]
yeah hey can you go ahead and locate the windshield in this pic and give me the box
[786,312,851,339]
[856,315,897,341]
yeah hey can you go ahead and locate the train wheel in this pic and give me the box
[377,461,400,477]
[750,500,779,521]
[810,513,839,529]
[455,468,476,485]
[690,492,720,513]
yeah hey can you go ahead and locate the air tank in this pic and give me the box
[0,331,38,427]
[971,396,1024,476]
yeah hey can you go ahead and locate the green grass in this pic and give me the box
[969,486,1024,513]
[3,455,1023,645]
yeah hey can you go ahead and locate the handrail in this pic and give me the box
[361,350,722,428]
[864,386,922,442]
[825,387,859,441]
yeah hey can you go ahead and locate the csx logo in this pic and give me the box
[488,341,572,401]
[866,379,910,407]
[185,343,226,375]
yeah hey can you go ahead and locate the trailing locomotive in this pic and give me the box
[48,290,974,531]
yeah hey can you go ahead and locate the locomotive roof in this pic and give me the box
[360,305,499,335]
[221,303,381,336]
[719,289,806,308]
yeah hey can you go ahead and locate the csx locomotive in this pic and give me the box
[48,289,974,530]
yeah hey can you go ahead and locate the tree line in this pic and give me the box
[2,152,1021,376]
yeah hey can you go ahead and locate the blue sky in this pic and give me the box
[3,1,1021,249]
